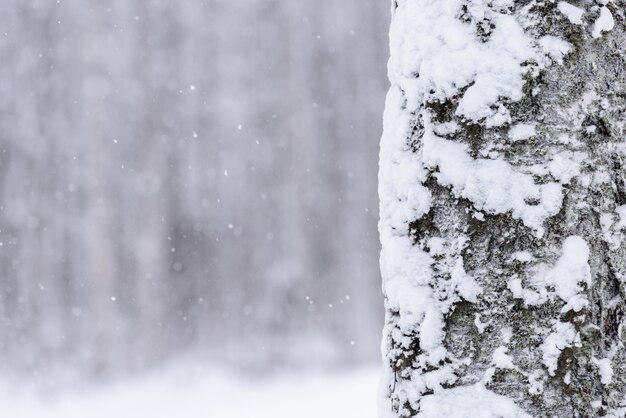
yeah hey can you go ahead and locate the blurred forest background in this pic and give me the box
[0,0,388,384]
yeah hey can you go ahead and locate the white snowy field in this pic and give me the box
[0,365,380,418]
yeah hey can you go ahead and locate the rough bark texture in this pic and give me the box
[380,1,626,417]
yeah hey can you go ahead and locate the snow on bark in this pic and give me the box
[379,0,626,416]
[557,2,585,25]
[592,6,615,38]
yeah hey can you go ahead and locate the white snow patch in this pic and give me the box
[427,237,446,256]
[380,233,436,334]
[508,123,536,141]
[418,384,531,418]
[564,370,572,385]
[492,346,515,370]
[450,257,482,303]
[379,87,432,237]
[539,36,572,64]
[387,0,555,127]
[423,131,563,234]
[548,152,581,184]
[473,211,485,221]
[541,321,581,376]
[501,327,513,344]
[593,357,613,385]
[557,2,585,25]
[616,205,626,229]
[591,6,615,38]
[433,121,459,136]
[510,236,591,310]
[474,313,489,334]
[538,236,591,313]
[508,276,544,306]
[600,212,618,246]
[527,371,544,395]
[513,251,534,262]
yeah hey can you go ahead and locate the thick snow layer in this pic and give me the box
[380,87,481,370]
[0,366,379,418]
[592,6,615,38]
[387,0,543,126]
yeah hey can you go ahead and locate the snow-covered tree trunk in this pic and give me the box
[379,1,626,417]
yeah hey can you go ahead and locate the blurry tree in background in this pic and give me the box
[0,0,388,382]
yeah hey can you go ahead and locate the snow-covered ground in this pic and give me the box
[0,365,379,418]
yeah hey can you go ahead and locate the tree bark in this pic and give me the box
[379,1,626,416]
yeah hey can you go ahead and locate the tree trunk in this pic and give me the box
[379,1,626,416]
